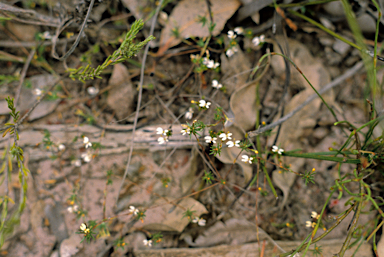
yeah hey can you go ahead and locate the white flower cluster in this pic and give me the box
[204,131,240,148]
[227,27,244,39]
[157,127,169,144]
[192,217,206,226]
[202,57,220,69]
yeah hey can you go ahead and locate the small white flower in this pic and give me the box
[87,86,99,96]
[234,27,244,35]
[206,59,215,69]
[226,47,238,57]
[67,206,74,213]
[205,136,217,144]
[252,34,265,46]
[227,30,236,39]
[81,152,92,163]
[73,205,78,212]
[33,88,43,96]
[241,155,253,164]
[219,132,232,141]
[226,141,235,148]
[58,144,66,151]
[158,137,168,144]
[311,211,320,219]
[181,127,190,136]
[226,48,235,57]
[272,145,284,155]
[185,108,194,119]
[156,127,164,135]
[80,223,87,231]
[83,137,92,149]
[199,100,211,109]
[212,80,222,89]
[143,239,152,247]
[192,217,206,226]
[129,206,139,215]
[212,61,220,69]
[202,57,210,65]
[306,221,315,228]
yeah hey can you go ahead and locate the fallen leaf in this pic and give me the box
[158,0,241,55]
[106,63,135,120]
[134,197,207,233]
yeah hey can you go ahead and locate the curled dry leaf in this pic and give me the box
[158,0,241,55]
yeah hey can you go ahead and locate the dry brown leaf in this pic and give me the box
[120,0,150,20]
[106,63,135,120]
[158,0,241,55]
[134,197,207,233]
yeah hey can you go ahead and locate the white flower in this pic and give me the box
[185,108,194,119]
[87,86,99,96]
[272,145,284,155]
[206,59,216,69]
[306,221,315,228]
[226,141,235,148]
[219,132,232,141]
[156,127,164,135]
[80,223,87,231]
[81,152,92,162]
[190,54,198,60]
[205,136,217,144]
[202,57,210,65]
[311,211,320,219]
[181,127,190,135]
[143,239,152,247]
[212,62,220,69]
[58,144,66,151]
[241,155,253,164]
[199,100,211,109]
[226,47,238,57]
[212,80,222,89]
[83,137,92,148]
[227,30,236,39]
[158,137,168,144]
[252,34,265,46]
[33,88,43,96]
[226,48,235,57]
[129,206,139,215]
[234,27,244,35]
[192,217,206,226]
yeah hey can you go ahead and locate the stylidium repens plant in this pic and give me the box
[1,1,384,255]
